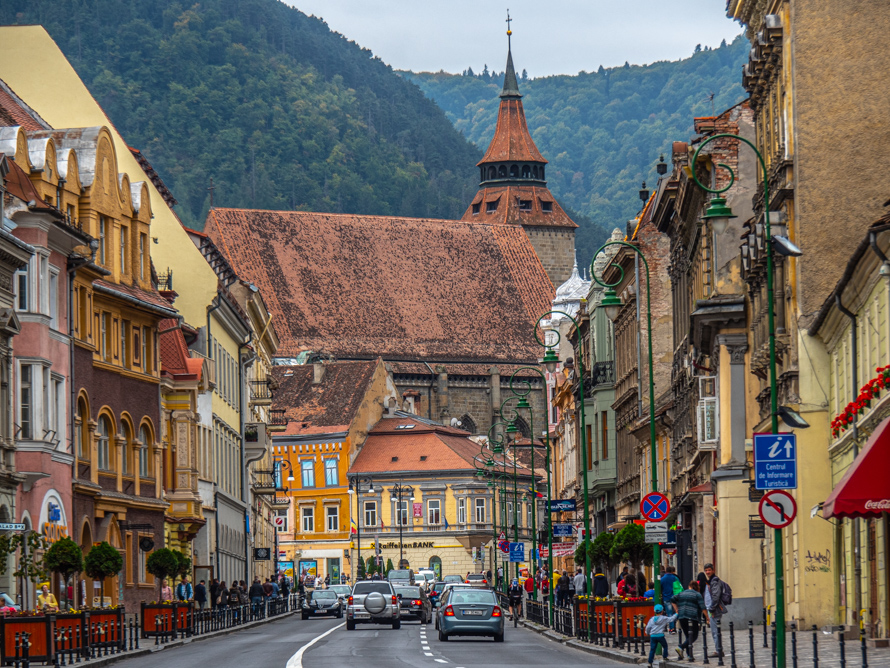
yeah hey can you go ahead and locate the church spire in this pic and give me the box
[502,11,521,98]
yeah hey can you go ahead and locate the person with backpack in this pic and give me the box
[617,572,637,598]
[228,581,242,621]
[508,578,524,620]
[703,563,731,658]
[660,565,681,632]
[645,604,678,668]
[176,575,193,602]
[671,580,709,661]
[593,569,610,598]
[216,581,228,610]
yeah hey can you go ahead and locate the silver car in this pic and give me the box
[436,588,504,642]
[346,581,401,630]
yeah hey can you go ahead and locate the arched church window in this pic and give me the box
[522,165,531,179]
[488,166,496,180]
[498,165,507,178]
[514,416,531,439]
[532,165,539,179]
[457,414,477,434]
[509,164,519,177]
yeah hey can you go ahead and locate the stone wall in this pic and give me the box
[525,226,576,288]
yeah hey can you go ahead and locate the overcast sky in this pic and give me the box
[286,0,743,77]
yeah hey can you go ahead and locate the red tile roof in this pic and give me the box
[0,80,48,132]
[206,209,554,362]
[349,415,533,476]
[159,318,202,381]
[461,185,577,229]
[92,279,180,317]
[3,159,57,214]
[478,97,546,165]
[271,360,380,429]
[389,361,541,377]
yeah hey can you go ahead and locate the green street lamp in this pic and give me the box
[509,366,555,625]
[499,398,523,584]
[535,310,593,642]
[690,134,792,668]
[590,240,662,605]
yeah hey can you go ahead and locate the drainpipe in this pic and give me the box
[206,294,222,356]
[835,294,862,628]
[239,333,253,585]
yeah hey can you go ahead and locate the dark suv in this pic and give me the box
[347,581,401,630]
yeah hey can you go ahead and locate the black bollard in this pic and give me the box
[861,626,868,668]
[748,620,755,668]
[604,614,611,648]
[22,630,31,668]
[838,626,845,668]
[790,623,797,668]
[103,621,110,656]
[135,613,140,650]
[730,621,737,668]
[811,625,818,668]
[763,608,769,648]
[771,623,776,668]
[14,632,21,668]
[154,616,160,646]
[625,617,631,652]
[717,619,725,667]
[640,616,647,657]
[703,618,710,665]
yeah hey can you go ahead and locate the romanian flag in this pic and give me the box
[528,487,544,499]
[350,518,357,535]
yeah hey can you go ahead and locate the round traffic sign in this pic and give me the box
[640,492,671,521]
[758,490,797,529]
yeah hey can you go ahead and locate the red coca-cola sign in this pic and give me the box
[864,499,890,510]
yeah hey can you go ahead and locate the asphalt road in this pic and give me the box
[107,614,622,668]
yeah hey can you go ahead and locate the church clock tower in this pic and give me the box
[461,22,578,287]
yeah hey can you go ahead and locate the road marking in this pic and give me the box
[435,660,448,664]
[424,652,434,656]
[285,622,345,668]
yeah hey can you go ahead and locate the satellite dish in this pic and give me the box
[450,418,462,428]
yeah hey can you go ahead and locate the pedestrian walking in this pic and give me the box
[646,604,679,668]
[270,577,280,599]
[703,563,731,658]
[160,578,173,602]
[263,577,273,598]
[216,581,228,610]
[660,565,681,631]
[497,565,504,589]
[228,581,242,620]
[617,566,629,584]
[210,579,219,610]
[486,569,493,584]
[617,572,637,598]
[593,569,610,598]
[573,567,586,598]
[195,580,207,609]
[324,574,330,587]
[557,570,570,607]
[250,577,265,615]
[671,580,709,661]
[176,575,193,602]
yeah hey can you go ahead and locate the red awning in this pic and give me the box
[823,417,890,518]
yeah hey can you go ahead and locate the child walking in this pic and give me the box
[646,604,679,668]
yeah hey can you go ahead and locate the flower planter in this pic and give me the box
[591,601,616,640]
[85,608,125,651]
[141,602,192,638]
[54,611,87,659]
[0,614,55,665]
[616,600,655,646]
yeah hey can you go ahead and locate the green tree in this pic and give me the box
[590,531,617,574]
[365,556,375,576]
[385,558,394,574]
[146,548,180,601]
[0,531,49,585]
[43,537,84,608]
[84,541,123,608]
[609,524,653,571]
[175,550,192,578]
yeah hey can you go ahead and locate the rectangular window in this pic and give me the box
[324,458,338,486]
[586,423,593,466]
[99,216,106,265]
[19,364,32,440]
[301,459,315,488]
[486,200,499,213]
[275,510,288,532]
[53,378,64,446]
[527,503,532,529]
[458,498,466,524]
[42,367,51,433]
[326,506,339,531]
[519,199,532,211]
[427,499,441,525]
[541,200,553,213]
[48,270,59,329]
[364,501,377,528]
[475,498,486,523]
[100,313,110,361]
[301,507,314,533]
[397,500,409,526]
[139,234,146,281]
[139,545,150,584]
[471,203,480,215]
[139,442,149,477]
[14,267,28,311]
[120,226,128,274]
[601,412,608,460]
[120,321,129,368]
[507,502,514,526]
[142,326,149,371]
[39,255,48,314]
[66,204,75,223]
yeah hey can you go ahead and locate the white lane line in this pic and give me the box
[286,622,345,668]
[435,660,448,664]
[424,652,434,656]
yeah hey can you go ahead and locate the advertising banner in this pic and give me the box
[413,503,423,518]
[279,561,294,578]
[298,559,318,581]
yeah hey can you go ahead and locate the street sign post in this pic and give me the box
[498,531,506,541]
[644,521,669,543]
[754,433,797,490]
[759,490,797,529]
[549,499,577,512]
[0,523,25,531]
[640,492,670,521]
[253,547,271,561]
[509,542,525,563]
[552,523,575,537]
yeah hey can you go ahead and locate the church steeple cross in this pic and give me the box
[506,10,512,48]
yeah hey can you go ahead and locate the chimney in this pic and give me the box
[313,363,325,384]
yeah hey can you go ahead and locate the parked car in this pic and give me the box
[387,569,415,586]
[464,573,490,588]
[442,575,464,584]
[435,588,504,642]
[302,590,343,620]
[394,585,433,623]
[347,581,401,630]
[0,593,20,612]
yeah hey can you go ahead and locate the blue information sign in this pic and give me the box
[550,499,577,512]
[552,523,575,537]
[754,433,797,490]
[509,542,525,563]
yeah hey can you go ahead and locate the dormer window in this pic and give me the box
[472,203,481,215]
[541,200,553,213]
[519,200,532,211]
[486,200,500,213]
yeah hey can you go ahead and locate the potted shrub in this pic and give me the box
[83,542,123,609]
[43,537,83,610]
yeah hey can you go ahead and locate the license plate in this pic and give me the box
[315,610,327,614]
[463,610,484,616]
[354,613,369,618]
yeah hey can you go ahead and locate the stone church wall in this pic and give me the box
[524,226,577,287]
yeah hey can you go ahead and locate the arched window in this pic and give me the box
[497,165,507,178]
[509,164,519,177]
[97,416,112,471]
[514,416,531,439]
[429,556,442,579]
[121,421,132,475]
[77,397,89,460]
[522,165,531,178]
[532,165,539,179]
[458,413,477,435]
[540,166,545,180]
[139,425,152,477]
[487,166,496,180]
[480,167,486,181]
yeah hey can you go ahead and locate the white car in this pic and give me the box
[416,570,436,591]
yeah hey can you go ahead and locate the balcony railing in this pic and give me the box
[249,379,274,405]
[270,409,288,427]
[591,361,615,387]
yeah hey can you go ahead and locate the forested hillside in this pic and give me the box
[0,0,483,228]
[403,37,748,265]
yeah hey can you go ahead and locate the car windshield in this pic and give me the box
[419,572,434,581]
[450,591,496,605]
[388,570,411,579]
[312,591,337,600]
[432,582,445,590]
[466,574,485,580]
[330,586,350,595]
[395,586,421,597]
[353,582,392,595]
[443,575,463,583]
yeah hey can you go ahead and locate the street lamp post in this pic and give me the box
[391,482,415,569]
[484,421,510,593]
[590,241,662,605]
[348,476,374,580]
[537,310,593,642]
[690,133,791,668]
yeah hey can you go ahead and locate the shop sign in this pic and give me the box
[42,503,68,543]
[370,540,434,550]
[413,503,423,518]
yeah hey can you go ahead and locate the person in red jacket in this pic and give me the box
[524,575,534,595]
